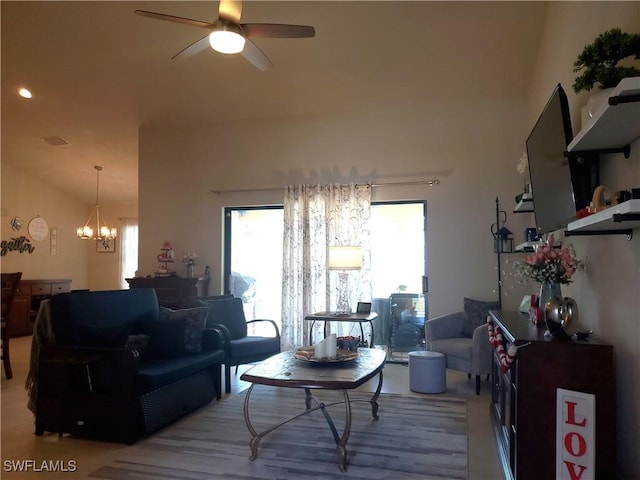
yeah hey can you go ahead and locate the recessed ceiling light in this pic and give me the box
[18,88,32,99]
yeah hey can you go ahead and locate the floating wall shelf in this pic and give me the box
[513,197,534,213]
[563,77,640,238]
[567,77,640,157]
[567,199,640,237]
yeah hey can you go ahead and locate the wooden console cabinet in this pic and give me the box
[489,310,615,480]
[8,279,71,337]
[125,276,209,309]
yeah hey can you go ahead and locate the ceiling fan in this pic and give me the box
[135,0,315,71]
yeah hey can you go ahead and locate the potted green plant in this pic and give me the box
[573,28,640,94]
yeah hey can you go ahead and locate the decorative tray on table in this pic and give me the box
[294,347,359,363]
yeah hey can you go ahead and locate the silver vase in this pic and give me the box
[539,283,561,331]
[544,296,579,341]
[539,283,561,311]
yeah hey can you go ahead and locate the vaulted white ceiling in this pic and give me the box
[1,1,547,205]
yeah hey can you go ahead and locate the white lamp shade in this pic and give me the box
[328,246,362,270]
[100,226,117,238]
[77,225,93,239]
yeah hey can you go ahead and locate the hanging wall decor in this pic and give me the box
[96,237,116,253]
[28,215,49,241]
[1,236,35,256]
[10,216,23,231]
[50,227,58,255]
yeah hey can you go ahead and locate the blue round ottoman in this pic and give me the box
[409,350,446,393]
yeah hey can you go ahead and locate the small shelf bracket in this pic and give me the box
[565,229,633,240]
[613,213,640,223]
[566,144,630,159]
[608,93,640,106]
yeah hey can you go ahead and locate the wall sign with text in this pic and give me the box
[556,388,595,480]
[1,236,35,256]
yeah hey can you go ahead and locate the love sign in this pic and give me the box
[556,388,595,480]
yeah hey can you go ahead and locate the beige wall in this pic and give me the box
[1,163,136,291]
[528,2,639,477]
[139,98,533,313]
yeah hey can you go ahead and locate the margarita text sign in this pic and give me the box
[556,388,595,480]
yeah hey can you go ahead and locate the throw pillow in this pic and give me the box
[145,306,209,357]
[461,297,501,338]
[178,307,209,354]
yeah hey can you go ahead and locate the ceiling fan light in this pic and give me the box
[209,26,245,54]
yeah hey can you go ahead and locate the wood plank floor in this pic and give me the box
[1,336,502,479]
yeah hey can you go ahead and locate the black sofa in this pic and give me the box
[35,288,225,444]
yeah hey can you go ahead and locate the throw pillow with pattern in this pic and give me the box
[159,306,209,355]
[461,297,500,338]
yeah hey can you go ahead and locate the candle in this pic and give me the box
[314,339,326,359]
[326,333,337,359]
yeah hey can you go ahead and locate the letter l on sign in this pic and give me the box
[556,388,595,480]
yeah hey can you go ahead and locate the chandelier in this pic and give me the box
[76,165,117,241]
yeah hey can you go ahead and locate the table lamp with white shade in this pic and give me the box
[328,246,362,315]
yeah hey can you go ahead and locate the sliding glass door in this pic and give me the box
[223,201,427,343]
[369,201,427,360]
[224,207,284,334]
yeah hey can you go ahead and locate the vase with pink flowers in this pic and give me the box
[514,234,584,316]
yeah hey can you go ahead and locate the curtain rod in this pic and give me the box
[209,179,440,195]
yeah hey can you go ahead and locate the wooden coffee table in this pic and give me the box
[239,348,386,471]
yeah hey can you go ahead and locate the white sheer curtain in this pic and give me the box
[281,183,372,350]
[119,218,139,289]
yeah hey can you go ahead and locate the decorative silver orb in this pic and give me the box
[544,297,579,341]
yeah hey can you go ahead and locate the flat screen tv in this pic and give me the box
[526,83,599,234]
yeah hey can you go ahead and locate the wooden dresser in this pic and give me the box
[8,279,72,337]
[125,276,209,309]
[488,310,615,480]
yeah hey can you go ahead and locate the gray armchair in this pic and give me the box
[424,298,498,395]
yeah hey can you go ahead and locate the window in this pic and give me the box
[119,218,139,289]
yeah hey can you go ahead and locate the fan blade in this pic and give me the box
[242,23,315,39]
[172,35,211,60]
[218,0,242,23]
[241,39,273,71]
[134,10,213,29]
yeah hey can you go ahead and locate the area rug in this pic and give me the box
[90,387,468,479]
